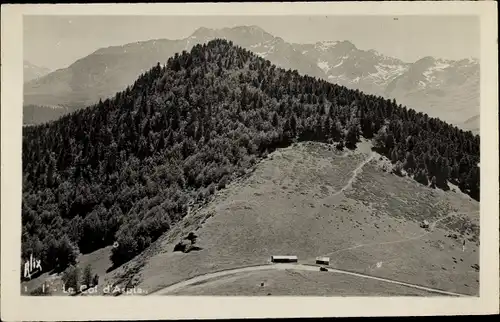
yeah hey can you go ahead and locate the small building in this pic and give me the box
[420,220,430,229]
[316,257,330,265]
[271,255,298,263]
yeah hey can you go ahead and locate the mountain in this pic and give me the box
[23,39,186,110]
[21,39,479,285]
[249,37,479,133]
[23,104,73,126]
[23,26,480,132]
[188,26,327,79]
[23,60,51,82]
[384,57,480,132]
[462,115,480,133]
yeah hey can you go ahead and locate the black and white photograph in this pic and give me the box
[1,2,498,320]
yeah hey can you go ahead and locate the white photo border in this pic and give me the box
[1,2,498,320]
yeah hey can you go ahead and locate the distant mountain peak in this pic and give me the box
[191,26,214,38]
[337,40,357,50]
[313,39,358,53]
[229,25,267,33]
[314,40,338,51]
[458,57,479,65]
[24,60,47,69]
[191,27,225,40]
[408,56,438,73]
[368,49,381,55]
[194,26,211,33]
[23,60,51,82]
[415,56,436,64]
[190,25,274,43]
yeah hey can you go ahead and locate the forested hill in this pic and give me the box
[22,39,480,275]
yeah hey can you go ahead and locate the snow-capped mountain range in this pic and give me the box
[24,26,479,132]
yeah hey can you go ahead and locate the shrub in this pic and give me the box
[414,170,428,186]
[208,183,216,195]
[173,239,190,252]
[186,232,198,244]
[173,233,202,253]
[217,176,228,190]
[392,161,404,177]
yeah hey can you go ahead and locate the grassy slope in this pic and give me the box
[99,140,479,296]
[169,269,435,296]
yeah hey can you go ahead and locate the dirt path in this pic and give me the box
[332,152,375,197]
[149,263,468,297]
[313,151,375,207]
[308,150,375,226]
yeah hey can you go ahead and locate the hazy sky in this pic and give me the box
[24,15,480,71]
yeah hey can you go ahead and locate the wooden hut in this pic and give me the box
[271,255,298,263]
[315,257,330,265]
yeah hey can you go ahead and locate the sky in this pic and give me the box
[24,15,480,71]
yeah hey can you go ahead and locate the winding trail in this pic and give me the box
[312,151,374,210]
[332,152,375,198]
[149,263,469,297]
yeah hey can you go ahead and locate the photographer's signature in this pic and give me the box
[23,254,42,279]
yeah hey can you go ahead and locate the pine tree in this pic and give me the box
[414,169,428,186]
[331,121,341,142]
[345,123,360,149]
[390,148,399,164]
[271,112,279,127]
[290,114,297,138]
[385,132,395,152]
[393,161,404,176]
[430,176,437,189]
[403,151,416,173]
[361,117,373,139]
[372,128,387,151]
[57,235,79,270]
[82,264,93,289]
[323,116,331,140]
[63,265,80,292]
